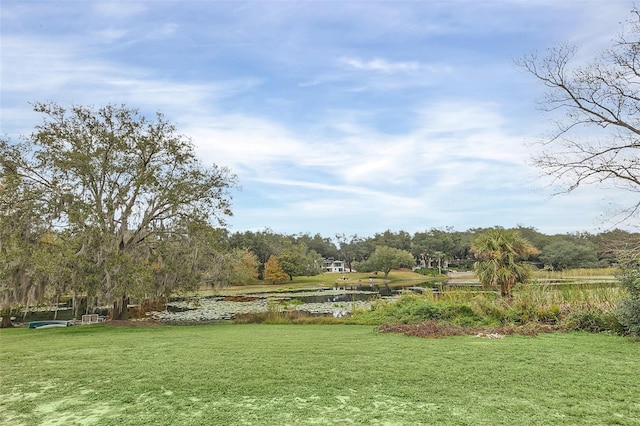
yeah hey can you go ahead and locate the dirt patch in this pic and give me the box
[379,321,563,338]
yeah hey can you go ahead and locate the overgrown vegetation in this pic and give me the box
[225,265,627,329]
[223,267,633,337]
[342,289,625,336]
[617,268,640,335]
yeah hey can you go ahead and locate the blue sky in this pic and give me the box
[1,1,636,237]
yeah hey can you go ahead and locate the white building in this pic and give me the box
[323,259,345,273]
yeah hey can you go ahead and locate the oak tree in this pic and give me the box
[365,245,415,279]
[1,102,237,320]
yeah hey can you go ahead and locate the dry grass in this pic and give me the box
[379,321,563,338]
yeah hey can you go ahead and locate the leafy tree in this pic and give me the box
[30,232,79,319]
[228,229,283,279]
[431,251,449,274]
[1,102,236,320]
[202,248,259,288]
[0,151,55,327]
[197,235,260,287]
[294,233,339,260]
[539,240,598,271]
[372,230,412,251]
[364,245,415,279]
[263,255,288,284]
[512,226,549,260]
[412,227,472,269]
[471,229,540,298]
[335,234,372,272]
[146,220,223,299]
[518,9,640,223]
[233,248,260,284]
[277,242,323,281]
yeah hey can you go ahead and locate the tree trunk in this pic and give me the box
[53,294,59,320]
[0,315,14,328]
[111,296,130,321]
[501,281,514,299]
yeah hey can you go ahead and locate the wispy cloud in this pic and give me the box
[1,0,635,236]
[341,57,421,73]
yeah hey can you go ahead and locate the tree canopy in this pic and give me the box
[0,102,237,322]
[263,255,289,284]
[361,245,415,279]
[539,240,599,271]
[277,242,323,281]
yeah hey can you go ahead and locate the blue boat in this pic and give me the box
[29,320,73,329]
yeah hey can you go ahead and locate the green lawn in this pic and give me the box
[1,324,639,425]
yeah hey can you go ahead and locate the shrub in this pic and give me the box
[469,295,507,325]
[414,268,443,277]
[441,305,483,326]
[350,294,446,324]
[617,298,640,335]
[537,304,562,324]
[616,268,640,336]
[565,309,623,333]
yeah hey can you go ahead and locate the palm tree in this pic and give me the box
[471,229,540,298]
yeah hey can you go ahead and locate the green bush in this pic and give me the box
[616,268,640,336]
[351,293,490,326]
[441,305,483,326]
[415,268,444,277]
[617,298,640,335]
[497,299,564,325]
[537,304,562,324]
[468,295,507,325]
[350,294,445,324]
[408,303,443,319]
[565,310,623,333]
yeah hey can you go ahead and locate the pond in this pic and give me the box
[12,274,619,325]
[150,282,480,324]
[151,288,392,323]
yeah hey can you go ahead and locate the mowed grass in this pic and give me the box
[1,325,639,425]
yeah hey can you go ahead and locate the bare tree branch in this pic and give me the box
[517,11,640,225]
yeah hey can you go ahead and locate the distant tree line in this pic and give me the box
[225,226,639,277]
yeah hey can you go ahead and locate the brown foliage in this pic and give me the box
[378,321,564,338]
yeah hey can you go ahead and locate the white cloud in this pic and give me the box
[2,0,637,236]
[341,57,421,73]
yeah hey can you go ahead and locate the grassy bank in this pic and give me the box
[1,324,639,425]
